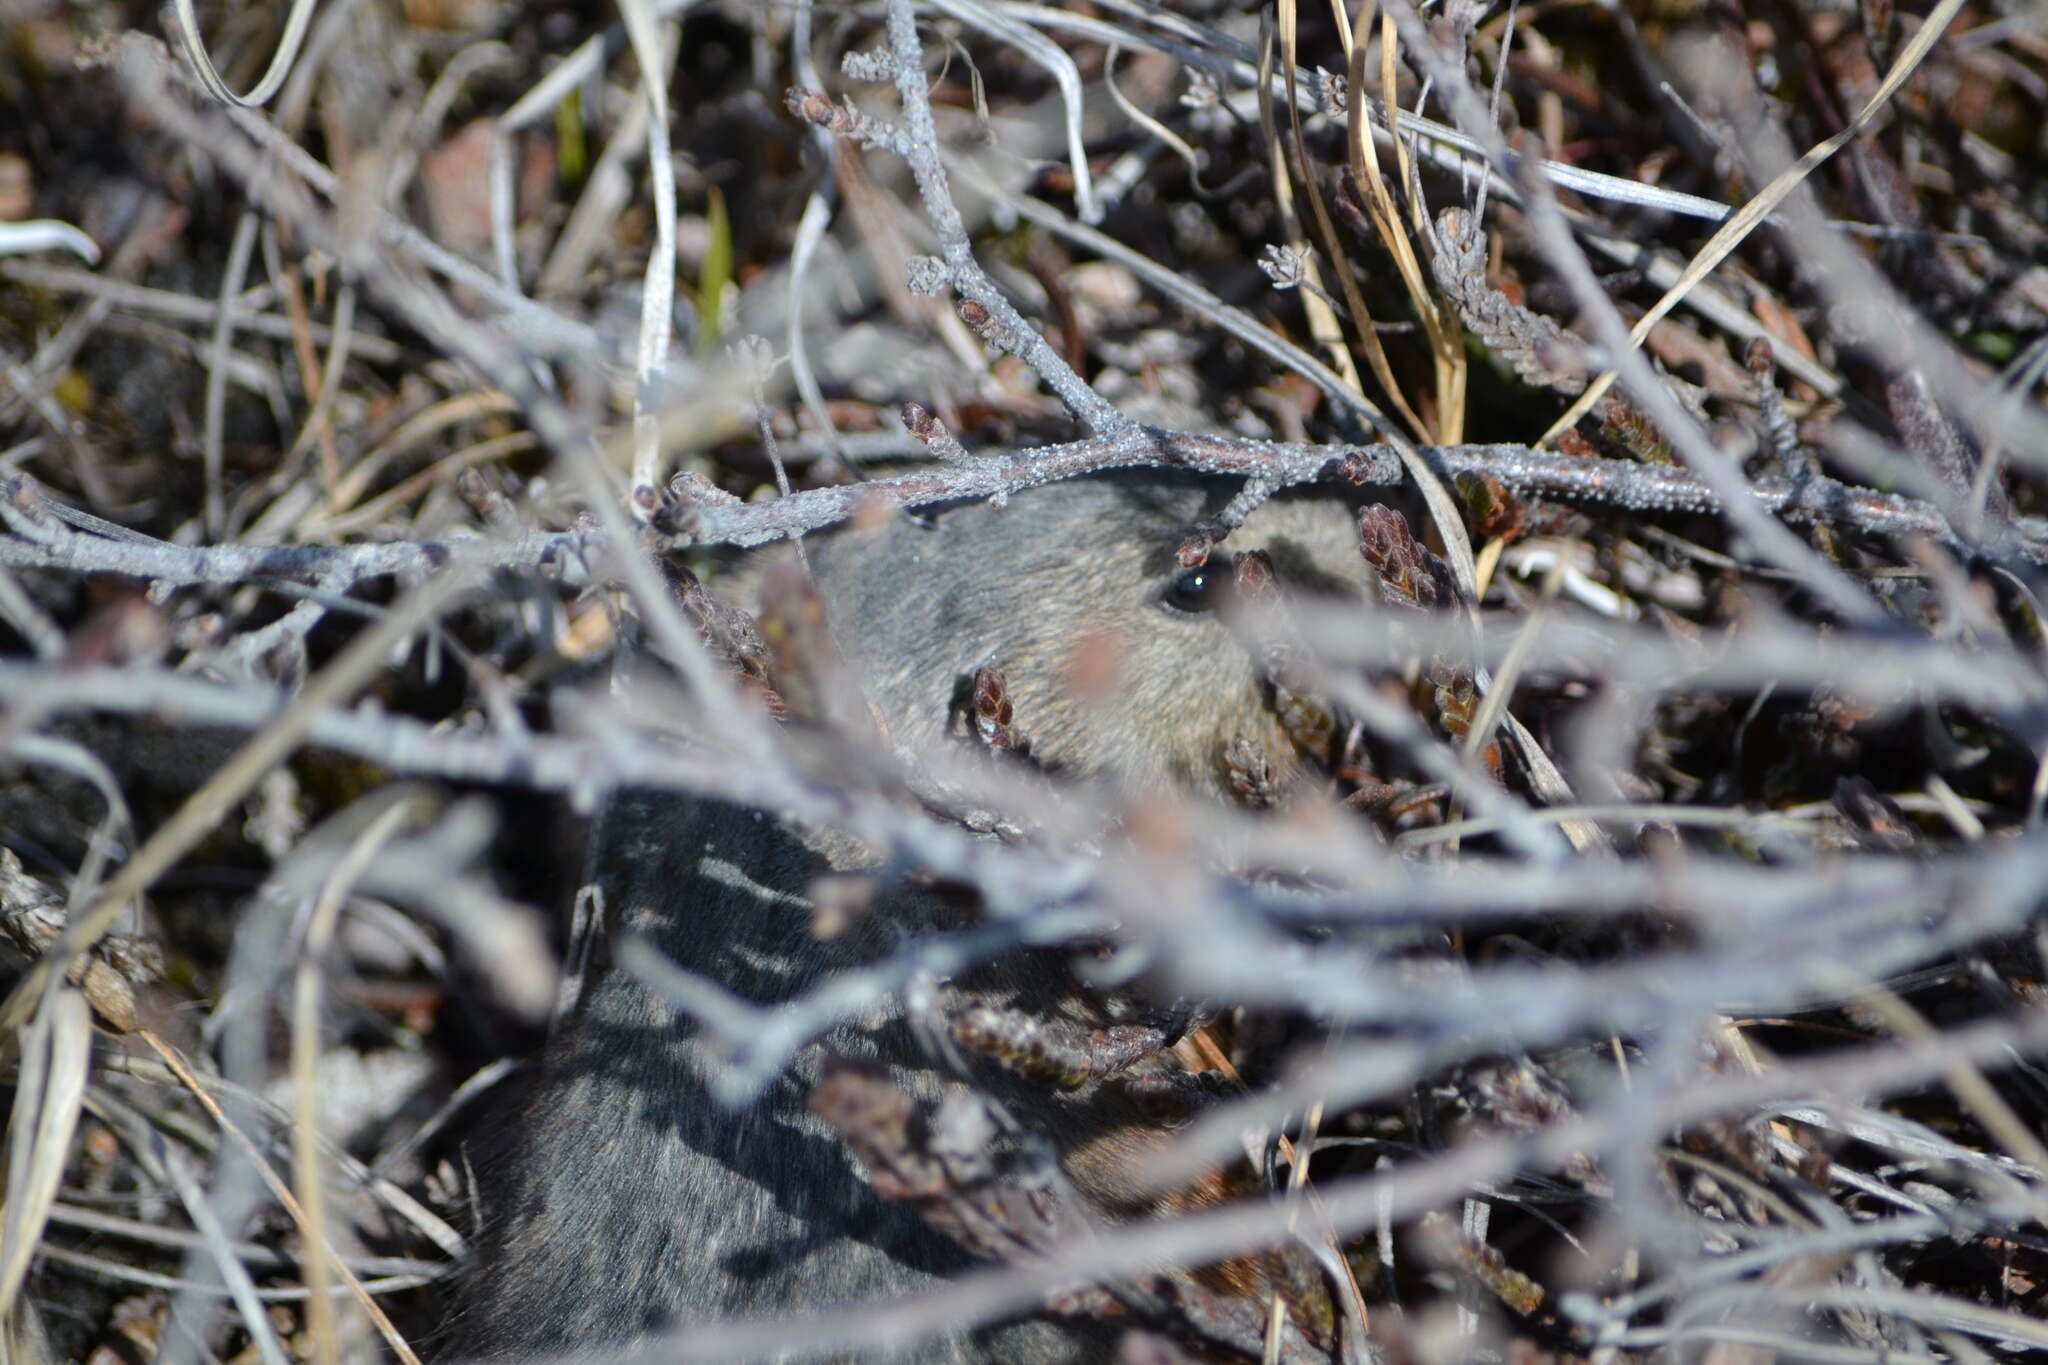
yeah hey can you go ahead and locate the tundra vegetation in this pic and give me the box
[0,0,2045,1361]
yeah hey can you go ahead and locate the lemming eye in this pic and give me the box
[1160,555,1232,615]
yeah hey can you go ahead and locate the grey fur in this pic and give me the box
[458,474,1375,1362]
[807,475,1373,795]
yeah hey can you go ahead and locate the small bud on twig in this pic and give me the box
[901,401,969,462]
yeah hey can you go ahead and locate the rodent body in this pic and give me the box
[459,474,1376,1361]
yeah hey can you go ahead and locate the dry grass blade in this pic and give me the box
[1811,966,2048,1221]
[271,274,354,501]
[0,220,100,264]
[491,27,617,292]
[166,0,320,108]
[1279,0,1432,444]
[156,1125,294,1365]
[931,0,1101,225]
[986,185,1393,434]
[619,0,683,495]
[139,1034,428,1365]
[1259,5,1371,410]
[201,212,260,537]
[1374,0,1889,624]
[1346,4,1467,445]
[313,390,521,525]
[291,799,421,1365]
[0,988,89,1328]
[1540,0,1972,446]
[0,563,476,1040]
[1462,552,1564,763]
[6,0,2048,1357]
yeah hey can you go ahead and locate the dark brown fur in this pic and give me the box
[457,474,1374,1361]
